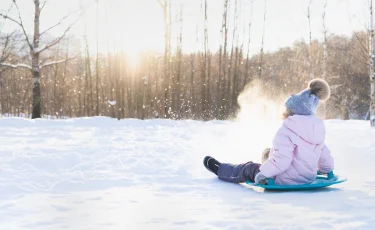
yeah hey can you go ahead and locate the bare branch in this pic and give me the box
[13,0,33,50]
[40,10,78,37]
[0,31,16,63]
[157,0,164,8]
[40,0,48,12]
[0,4,14,33]
[349,51,369,67]
[353,30,368,54]
[0,13,21,26]
[0,62,32,70]
[0,52,11,65]
[36,13,82,54]
[40,53,80,69]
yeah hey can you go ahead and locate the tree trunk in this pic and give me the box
[322,0,328,119]
[53,48,60,118]
[31,69,41,118]
[369,0,375,126]
[307,0,313,79]
[161,0,171,118]
[202,0,209,120]
[31,0,41,119]
[61,41,69,117]
[232,47,240,110]
[190,54,195,117]
[245,0,253,85]
[258,0,266,79]
[219,0,229,119]
[95,0,100,116]
[84,30,93,117]
[175,6,183,118]
[227,0,238,115]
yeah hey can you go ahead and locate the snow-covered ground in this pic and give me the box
[0,117,375,230]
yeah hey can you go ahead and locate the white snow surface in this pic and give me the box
[1,117,375,230]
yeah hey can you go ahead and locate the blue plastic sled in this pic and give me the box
[245,171,347,191]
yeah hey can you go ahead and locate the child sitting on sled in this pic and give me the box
[203,79,334,185]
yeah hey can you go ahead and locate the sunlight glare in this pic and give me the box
[102,0,164,67]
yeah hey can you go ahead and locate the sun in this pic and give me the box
[110,33,144,68]
[93,0,164,67]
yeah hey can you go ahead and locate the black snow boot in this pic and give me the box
[203,156,221,175]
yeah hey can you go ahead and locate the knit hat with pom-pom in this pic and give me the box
[285,79,330,115]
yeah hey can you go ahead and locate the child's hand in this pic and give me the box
[254,172,267,185]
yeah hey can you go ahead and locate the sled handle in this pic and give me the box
[266,178,275,185]
[327,171,334,179]
[317,171,335,180]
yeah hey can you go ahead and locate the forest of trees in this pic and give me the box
[0,0,373,121]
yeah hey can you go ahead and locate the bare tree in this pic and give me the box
[104,0,115,118]
[245,0,253,84]
[201,0,210,119]
[322,0,328,118]
[0,0,80,118]
[173,4,183,118]
[227,0,238,113]
[189,53,195,118]
[322,1,328,79]
[0,32,16,115]
[307,0,314,79]
[158,0,172,118]
[258,0,266,78]
[218,0,229,119]
[95,0,100,115]
[230,0,243,114]
[61,40,69,118]
[83,30,92,117]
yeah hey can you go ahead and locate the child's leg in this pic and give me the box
[217,161,261,183]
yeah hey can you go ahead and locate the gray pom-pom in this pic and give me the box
[308,78,330,101]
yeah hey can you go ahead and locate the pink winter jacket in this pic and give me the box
[259,115,334,185]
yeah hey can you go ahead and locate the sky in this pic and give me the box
[0,0,371,60]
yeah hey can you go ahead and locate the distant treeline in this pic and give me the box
[0,31,370,120]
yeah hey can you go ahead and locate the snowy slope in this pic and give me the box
[0,117,374,230]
